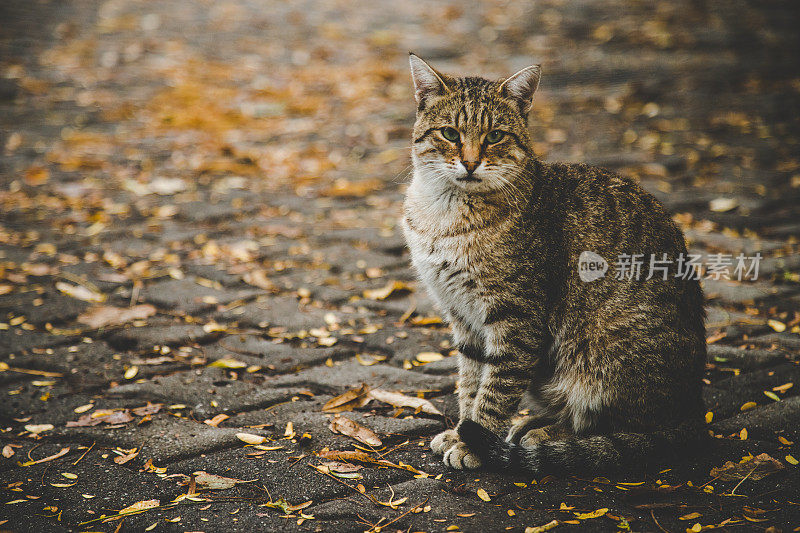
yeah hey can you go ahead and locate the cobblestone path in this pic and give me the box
[1,0,799,530]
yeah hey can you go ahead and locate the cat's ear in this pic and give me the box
[499,65,541,114]
[409,53,448,108]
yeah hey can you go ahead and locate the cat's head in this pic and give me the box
[409,54,541,195]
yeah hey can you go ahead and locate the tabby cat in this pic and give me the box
[402,54,706,475]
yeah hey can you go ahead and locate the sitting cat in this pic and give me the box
[402,54,706,475]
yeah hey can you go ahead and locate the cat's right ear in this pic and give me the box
[409,53,448,110]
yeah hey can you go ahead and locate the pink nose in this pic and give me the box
[462,160,479,174]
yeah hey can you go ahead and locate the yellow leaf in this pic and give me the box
[688,523,702,533]
[24,424,54,434]
[416,352,444,363]
[525,520,560,533]
[362,281,413,300]
[705,411,713,424]
[679,512,702,520]
[119,499,160,514]
[236,433,266,445]
[763,391,781,402]
[574,508,608,519]
[476,488,491,502]
[209,358,248,369]
[767,319,786,332]
[740,402,757,411]
[74,404,93,414]
[61,472,77,479]
[124,366,139,380]
[786,455,799,466]
[740,428,748,440]
[559,502,574,510]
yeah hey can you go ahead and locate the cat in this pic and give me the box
[402,53,707,475]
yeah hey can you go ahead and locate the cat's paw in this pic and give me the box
[430,429,459,455]
[443,441,482,470]
[506,415,550,444]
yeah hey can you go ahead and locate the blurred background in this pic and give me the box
[1,2,800,530]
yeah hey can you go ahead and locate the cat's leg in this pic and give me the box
[506,413,558,444]
[470,325,541,435]
[516,423,573,447]
[431,324,483,457]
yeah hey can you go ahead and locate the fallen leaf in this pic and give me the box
[323,383,372,413]
[740,402,757,411]
[574,508,608,519]
[119,499,160,515]
[243,270,274,290]
[73,404,94,414]
[24,423,54,434]
[318,450,422,475]
[77,304,156,328]
[208,358,248,369]
[204,414,229,427]
[476,488,491,502]
[131,403,162,416]
[124,366,139,380]
[329,416,382,447]
[19,447,70,466]
[192,471,252,490]
[767,319,786,332]
[362,281,412,300]
[55,281,105,303]
[236,433,266,445]
[525,520,560,533]
[416,352,444,363]
[368,389,442,416]
[786,455,798,466]
[740,428,748,440]
[2,445,15,458]
[709,453,784,481]
[709,197,738,212]
[114,449,139,465]
[763,391,781,402]
[679,512,702,520]
[772,382,793,393]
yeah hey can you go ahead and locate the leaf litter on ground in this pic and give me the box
[329,415,382,447]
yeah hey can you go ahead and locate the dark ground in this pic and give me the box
[1,0,800,531]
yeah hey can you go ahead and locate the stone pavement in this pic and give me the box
[1,0,799,531]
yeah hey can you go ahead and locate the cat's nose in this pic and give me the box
[461,160,480,175]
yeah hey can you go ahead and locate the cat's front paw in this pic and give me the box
[443,441,482,470]
[430,429,459,455]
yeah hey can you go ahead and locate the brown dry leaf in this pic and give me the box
[322,178,383,197]
[243,270,274,290]
[2,445,16,458]
[236,433,266,445]
[476,488,491,501]
[55,281,106,303]
[192,471,252,490]
[24,165,49,186]
[131,403,162,417]
[368,389,442,416]
[318,450,422,475]
[24,423,54,434]
[525,520,560,533]
[709,453,784,481]
[679,512,702,520]
[19,447,70,466]
[362,281,412,300]
[119,499,160,515]
[114,449,139,465]
[77,304,156,329]
[204,414,229,427]
[323,383,372,413]
[329,416,382,447]
[416,352,444,363]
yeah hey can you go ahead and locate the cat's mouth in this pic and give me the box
[456,176,481,182]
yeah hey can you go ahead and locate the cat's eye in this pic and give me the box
[440,127,460,142]
[486,130,505,144]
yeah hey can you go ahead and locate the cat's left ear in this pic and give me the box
[409,53,449,109]
[499,65,541,114]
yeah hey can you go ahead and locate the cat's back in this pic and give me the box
[537,161,686,255]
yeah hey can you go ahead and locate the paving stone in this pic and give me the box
[0,289,89,325]
[701,279,792,304]
[106,366,304,419]
[218,295,341,330]
[706,344,786,370]
[106,322,222,350]
[139,277,260,314]
[201,336,354,373]
[274,360,455,396]
[747,332,800,351]
[0,328,75,355]
[359,325,452,366]
[712,396,800,440]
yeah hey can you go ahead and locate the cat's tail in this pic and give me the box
[458,419,702,475]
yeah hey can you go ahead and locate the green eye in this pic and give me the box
[486,130,505,143]
[440,127,460,142]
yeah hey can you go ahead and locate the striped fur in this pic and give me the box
[403,55,707,474]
